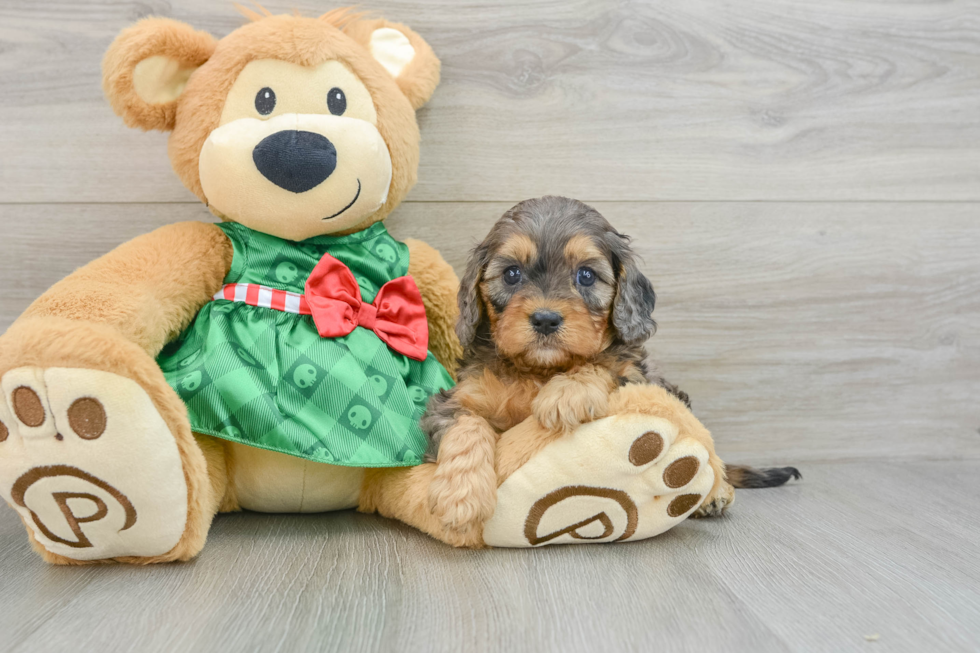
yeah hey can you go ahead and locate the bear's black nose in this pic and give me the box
[530,310,563,335]
[252,130,337,193]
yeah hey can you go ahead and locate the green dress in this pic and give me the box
[157,221,454,467]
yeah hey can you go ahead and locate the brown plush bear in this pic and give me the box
[0,9,731,563]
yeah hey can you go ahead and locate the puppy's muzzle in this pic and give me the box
[530,310,563,335]
[252,130,337,193]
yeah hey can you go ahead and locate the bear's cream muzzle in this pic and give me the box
[199,113,392,241]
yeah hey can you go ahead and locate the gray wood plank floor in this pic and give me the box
[1,0,978,651]
[2,461,978,653]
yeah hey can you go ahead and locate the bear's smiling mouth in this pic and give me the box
[322,179,362,220]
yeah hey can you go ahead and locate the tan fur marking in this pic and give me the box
[489,293,531,361]
[563,234,605,265]
[0,420,7,442]
[557,299,610,360]
[488,287,609,368]
[498,233,537,264]
[456,371,539,433]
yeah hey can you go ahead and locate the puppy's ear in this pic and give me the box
[607,233,657,345]
[102,18,216,131]
[344,19,441,110]
[456,241,492,350]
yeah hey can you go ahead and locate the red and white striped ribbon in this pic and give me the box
[212,283,312,315]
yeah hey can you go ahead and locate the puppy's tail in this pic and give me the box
[726,465,801,489]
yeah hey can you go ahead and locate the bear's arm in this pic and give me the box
[405,238,462,378]
[19,221,233,357]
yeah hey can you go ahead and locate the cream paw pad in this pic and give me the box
[0,367,187,561]
[484,413,714,547]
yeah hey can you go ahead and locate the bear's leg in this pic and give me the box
[606,384,734,518]
[359,466,486,548]
[482,384,724,547]
[363,384,729,548]
[359,416,565,548]
[196,433,236,515]
[0,319,221,564]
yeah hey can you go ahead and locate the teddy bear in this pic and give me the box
[0,8,730,563]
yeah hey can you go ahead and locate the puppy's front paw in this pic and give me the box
[428,468,496,535]
[533,374,609,431]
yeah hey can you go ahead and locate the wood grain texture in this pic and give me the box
[1,0,979,203]
[1,1,979,650]
[2,460,979,653]
[2,201,978,463]
[393,200,980,464]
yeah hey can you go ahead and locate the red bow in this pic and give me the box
[304,254,429,361]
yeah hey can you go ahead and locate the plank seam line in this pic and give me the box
[2,200,980,207]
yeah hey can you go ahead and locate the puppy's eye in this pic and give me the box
[255,87,276,115]
[576,267,597,287]
[327,87,346,116]
[503,266,522,286]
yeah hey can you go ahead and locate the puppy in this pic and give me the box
[423,196,797,535]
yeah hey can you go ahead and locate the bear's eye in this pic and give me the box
[327,87,346,116]
[576,267,596,287]
[503,266,522,286]
[255,87,276,115]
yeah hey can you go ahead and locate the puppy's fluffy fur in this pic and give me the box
[423,197,797,535]
[421,197,675,533]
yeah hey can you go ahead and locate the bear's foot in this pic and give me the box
[0,368,188,562]
[483,413,714,547]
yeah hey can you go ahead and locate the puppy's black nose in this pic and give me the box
[252,130,337,193]
[530,310,563,335]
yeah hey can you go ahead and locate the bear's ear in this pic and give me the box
[344,19,441,110]
[102,17,216,131]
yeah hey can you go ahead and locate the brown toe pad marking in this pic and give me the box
[68,398,107,440]
[629,431,664,466]
[12,387,45,427]
[667,494,703,517]
[664,456,700,488]
[0,421,7,442]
